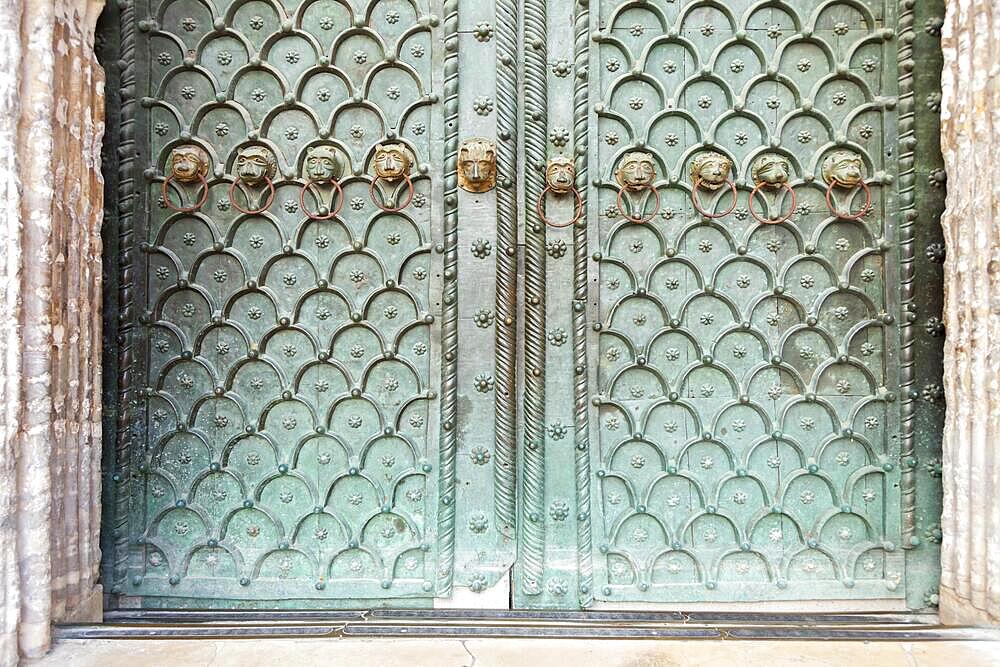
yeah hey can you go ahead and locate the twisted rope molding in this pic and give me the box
[897,0,918,549]
[437,0,460,593]
[572,0,594,607]
[111,0,136,595]
[521,0,548,596]
[493,0,518,542]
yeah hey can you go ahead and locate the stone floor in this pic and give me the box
[29,637,1000,666]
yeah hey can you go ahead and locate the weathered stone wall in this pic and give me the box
[938,0,1000,627]
[0,0,106,663]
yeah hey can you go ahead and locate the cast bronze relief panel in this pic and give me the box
[101,0,945,611]
[587,0,905,603]
[130,0,447,602]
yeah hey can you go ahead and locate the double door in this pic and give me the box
[111,0,913,610]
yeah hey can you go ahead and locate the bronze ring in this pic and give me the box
[537,185,584,229]
[369,173,415,213]
[299,178,345,220]
[162,173,209,213]
[615,183,660,223]
[748,181,796,225]
[227,176,276,215]
[691,178,738,219]
[825,178,872,220]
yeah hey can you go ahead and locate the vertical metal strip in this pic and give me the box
[438,0,460,593]
[571,0,593,608]
[897,0,917,548]
[494,0,519,541]
[110,0,137,597]
[904,0,947,609]
[521,0,548,597]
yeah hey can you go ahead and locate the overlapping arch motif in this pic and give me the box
[135,0,444,599]
[590,0,903,600]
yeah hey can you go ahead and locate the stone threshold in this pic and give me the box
[54,610,1000,642]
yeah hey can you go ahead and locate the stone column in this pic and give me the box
[0,0,106,663]
[938,0,1000,627]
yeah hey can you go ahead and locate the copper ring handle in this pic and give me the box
[691,178,738,219]
[748,181,796,225]
[162,174,209,213]
[369,173,414,213]
[299,178,345,220]
[227,176,276,215]
[615,184,660,223]
[825,179,872,220]
[537,185,584,228]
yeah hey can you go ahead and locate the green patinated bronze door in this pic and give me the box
[107,0,519,608]
[514,0,944,609]
[103,0,945,611]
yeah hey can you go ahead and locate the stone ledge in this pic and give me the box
[27,637,1000,667]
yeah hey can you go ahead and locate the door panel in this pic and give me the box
[573,0,902,605]
[515,0,914,608]
[125,0,460,604]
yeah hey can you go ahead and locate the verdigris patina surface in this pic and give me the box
[99,0,949,613]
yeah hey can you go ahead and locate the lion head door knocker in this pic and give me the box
[748,154,796,225]
[457,138,497,193]
[299,145,345,220]
[822,150,872,220]
[162,144,210,213]
[369,142,415,212]
[689,151,737,219]
[614,151,660,223]
[536,156,584,228]
[228,146,277,215]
